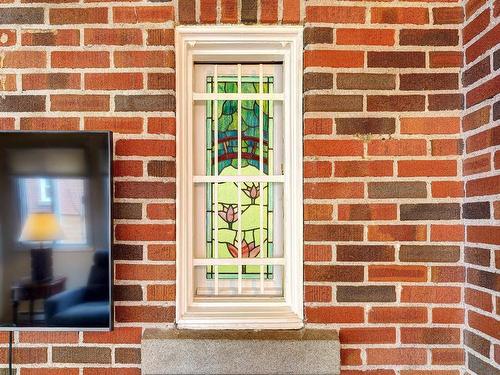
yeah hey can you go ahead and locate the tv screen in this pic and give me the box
[0,132,112,330]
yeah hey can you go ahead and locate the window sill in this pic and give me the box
[142,328,340,375]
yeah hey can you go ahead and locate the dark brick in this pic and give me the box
[148,160,175,177]
[304,224,363,241]
[367,95,425,112]
[115,181,175,199]
[400,73,458,90]
[337,245,395,262]
[115,347,141,364]
[113,244,143,261]
[304,95,363,112]
[304,27,333,45]
[303,72,333,91]
[467,268,499,292]
[367,52,426,68]
[337,286,396,302]
[115,95,175,112]
[148,73,175,90]
[494,49,500,70]
[463,201,491,219]
[52,347,111,364]
[0,95,45,112]
[468,353,499,375]
[463,57,491,87]
[337,73,396,90]
[464,330,490,357]
[336,117,395,135]
[428,94,464,110]
[400,245,460,262]
[494,101,500,121]
[304,265,364,282]
[0,8,44,24]
[241,0,257,23]
[178,0,196,23]
[400,29,459,46]
[113,203,142,220]
[400,203,460,220]
[465,246,490,267]
[368,181,427,199]
[113,285,143,301]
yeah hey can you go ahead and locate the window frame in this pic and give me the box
[176,26,303,329]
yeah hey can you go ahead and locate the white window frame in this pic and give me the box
[176,26,303,329]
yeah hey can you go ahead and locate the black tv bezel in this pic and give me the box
[0,130,114,332]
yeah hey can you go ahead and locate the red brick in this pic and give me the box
[467,225,500,245]
[306,306,364,323]
[304,140,363,156]
[465,0,487,18]
[465,287,493,312]
[115,306,174,323]
[335,160,393,177]
[468,310,500,339]
[431,224,464,242]
[50,7,108,24]
[21,29,80,46]
[116,139,175,157]
[401,117,460,134]
[338,204,397,221]
[178,0,195,23]
[23,73,80,90]
[463,8,490,44]
[147,203,175,220]
[463,153,491,175]
[368,139,427,156]
[398,160,457,177]
[116,264,175,281]
[304,204,333,221]
[115,51,174,68]
[148,73,175,90]
[432,308,464,324]
[369,307,427,323]
[115,224,175,241]
[52,51,109,68]
[304,161,332,178]
[369,265,427,282]
[84,117,143,133]
[283,0,300,23]
[0,29,15,46]
[147,284,175,301]
[306,6,365,23]
[430,51,463,67]
[2,51,46,68]
[466,23,500,63]
[305,285,332,302]
[431,181,464,198]
[22,370,79,375]
[83,327,142,344]
[304,182,364,199]
[148,117,175,135]
[401,286,461,303]
[466,175,500,197]
[148,244,175,261]
[367,95,425,112]
[371,7,429,24]
[85,73,143,90]
[336,29,394,46]
[401,328,461,344]
[433,7,463,24]
[431,348,464,365]
[83,369,140,375]
[304,50,364,68]
[113,160,143,177]
[51,95,109,112]
[304,118,332,135]
[0,118,15,130]
[431,139,462,156]
[19,332,79,343]
[113,6,174,23]
[340,328,396,344]
[261,0,278,23]
[20,117,79,131]
[368,225,427,242]
[147,29,174,46]
[367,349,427,365]
[84,28,142,45]
[304,225,364,241]
[304,244,332,262]
[467,75,500,108]
[221,0,237,22]
[432,265,465,282]
[341,349,362,366]
[0,348,47,364]
[200,0,217,23]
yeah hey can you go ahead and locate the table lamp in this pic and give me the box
[19,212,63,282]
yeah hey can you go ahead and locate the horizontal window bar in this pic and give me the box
[193,258,285,266]
[193,175,285,183]
[193,93,284,101]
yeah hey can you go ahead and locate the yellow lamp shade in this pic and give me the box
[19,212,63,242]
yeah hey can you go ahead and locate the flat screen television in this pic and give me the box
[0,132,112,331]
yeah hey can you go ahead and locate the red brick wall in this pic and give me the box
[0,0,490,373]
[462,0,500,373]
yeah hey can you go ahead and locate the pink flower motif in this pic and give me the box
[218,204,238,229]
[242,183,260,203]
[227,240,260,258]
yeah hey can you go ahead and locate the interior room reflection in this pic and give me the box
[0,133,111,329]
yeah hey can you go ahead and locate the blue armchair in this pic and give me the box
[45,250,110,328]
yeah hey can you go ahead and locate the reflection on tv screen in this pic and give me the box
[0,132,112,330]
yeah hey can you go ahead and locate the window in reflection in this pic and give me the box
[18,178,88,247]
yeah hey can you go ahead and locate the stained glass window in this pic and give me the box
[205,76,275,280]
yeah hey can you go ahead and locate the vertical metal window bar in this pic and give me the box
[213,65,219,295]
[258,64,265,294]
[237,64,242,294]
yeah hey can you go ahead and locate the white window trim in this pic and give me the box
[176,25,303,330]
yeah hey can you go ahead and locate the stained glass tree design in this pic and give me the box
[206,76,275,279]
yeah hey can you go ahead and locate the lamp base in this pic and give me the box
[30,248,53,282]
